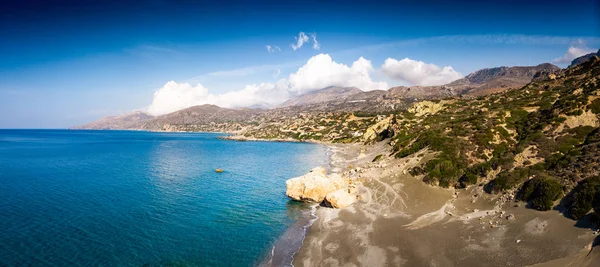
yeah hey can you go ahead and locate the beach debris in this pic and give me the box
[516,239,522,244]
[506,214,515,220]
[215,168,224,173]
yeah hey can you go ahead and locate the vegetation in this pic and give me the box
[388,56,600,214]
[568,176,600,220]
[518,174,563,211]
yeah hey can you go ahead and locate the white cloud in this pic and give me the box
[553,42,595,64]
[146,81,211,115]
[146,80,292,115]
[146,54,388,115]
[291,32,310,51]
[381,58,463,86]
[289,54,387,92]
[266,45,281,53]
[311,33,320,50]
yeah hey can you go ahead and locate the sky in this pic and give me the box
[0,0,599,128]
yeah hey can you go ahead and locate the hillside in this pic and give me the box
[383,56,600,220]
[139,104,264,132]
[446,63,560,96]
[279,86,362,107]
[71,111,154,130]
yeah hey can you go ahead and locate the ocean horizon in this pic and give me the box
[0,129,328,266]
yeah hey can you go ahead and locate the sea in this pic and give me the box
[0,130,328,266]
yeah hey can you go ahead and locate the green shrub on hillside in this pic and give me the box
[518,175,563,211]
[588,98,600,114]
[569,176,600,220]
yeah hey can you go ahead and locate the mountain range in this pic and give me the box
[74,62,560,131]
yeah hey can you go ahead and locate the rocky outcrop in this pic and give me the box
[324,188,356,208]
[285,167,346,203]
[408,100,447,117]
[362,115,395,143]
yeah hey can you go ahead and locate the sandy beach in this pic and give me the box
[292,141,600,266]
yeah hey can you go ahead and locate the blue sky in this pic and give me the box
[1,0,599,128]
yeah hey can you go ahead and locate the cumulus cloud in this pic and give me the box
[289,54,387,92]
[146,80,292,115]
[381,58,463,86]
[265,45,281,53]
[146,81,211,115]
[146,54,387,115]
[553,42,595,64]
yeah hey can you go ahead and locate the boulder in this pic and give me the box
[324,188,356,209]
[286,167,346,203]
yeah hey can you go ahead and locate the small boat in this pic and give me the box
[215,168,224,173]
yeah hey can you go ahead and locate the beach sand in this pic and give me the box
[293,141,599,266]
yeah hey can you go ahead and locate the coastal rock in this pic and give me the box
[324,188,356,209]
[285,167,345,203]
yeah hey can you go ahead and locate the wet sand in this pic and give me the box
[293,141,599,266]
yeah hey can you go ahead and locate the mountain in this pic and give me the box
[279,86,363,107]
[75,63,563,133]
[139,104,264,132]
[569,49,600,68]
[71,111,154,130]
[446,63,560,96]
[387,85,455,100]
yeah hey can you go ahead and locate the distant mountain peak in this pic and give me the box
[569,49,600,68]
[278,86,363,107]
[464,63,559,84]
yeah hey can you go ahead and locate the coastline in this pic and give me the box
[259,143,342,267]
[291,141,599,267]
[65,129,600,266]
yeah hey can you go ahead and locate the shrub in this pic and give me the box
[518,175,563,211]
[588,98,600,114]
[569,176,600,220]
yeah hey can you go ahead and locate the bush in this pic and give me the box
[588,98,600,114]
[518,175,563,211]
[486,167,532,193]
[569,176,600,220]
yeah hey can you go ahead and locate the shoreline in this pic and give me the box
[292,141,599,267]
[259,144,341,267]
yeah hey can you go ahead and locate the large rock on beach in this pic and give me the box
[324,188,356,209]
[286,167,345,203]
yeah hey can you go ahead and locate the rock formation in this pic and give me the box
[408,100,447,117]
[362,115,395,143]
[324,188,356,208]
[285,167,346,203]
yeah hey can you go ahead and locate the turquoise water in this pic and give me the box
[0,130,327,266]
